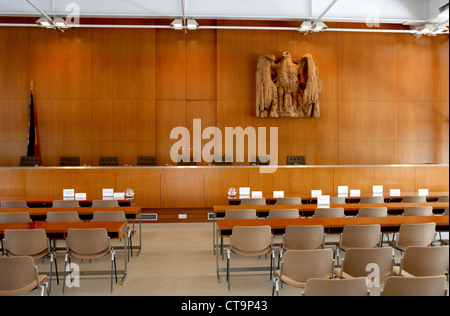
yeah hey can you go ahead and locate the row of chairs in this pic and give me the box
[225,223,449,295]
[0,199,120,209]
[239,195,449,205]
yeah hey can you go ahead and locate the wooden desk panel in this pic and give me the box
[25,168,71,198]
[0,169,25,197]
[205,168,248,207]
[115,168,160,208]
[71,168,116,197]
[161,168,205,208]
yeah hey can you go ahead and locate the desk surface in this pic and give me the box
[0,196,135,204]
[0,206,141,219]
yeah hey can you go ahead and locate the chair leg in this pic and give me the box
[226,249,231,291]
[62,254,68,294]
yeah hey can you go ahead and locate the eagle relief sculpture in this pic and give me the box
[256,52,322,118]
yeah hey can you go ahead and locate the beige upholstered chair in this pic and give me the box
[273,249,334,296]
[0,201,28,209]
[3,229,58,294]
[381,275,448,296]
[0,212,31,223]
[302,277,369,296]
[330,197,346,204]
[444,206,449,216]
[402,196,426,203]
[357,207,388,217]
[240,198,266,206]
[334,247,395,284]
[227,226,274,290]
[393,246,449,277]
[336,224,382,266]
[46,211,80,222]
[438,196,449,202]
[313,208,345,218]
[267,209,299,219]
[63,228,116,293]
[360,196,384,204]
[52,200,80,208]
[275,197,302,205]
[220,209,258,258]
[0,256,48,296]
[403,206,433,216]
[390,223,436,254]
[92,200,120,207]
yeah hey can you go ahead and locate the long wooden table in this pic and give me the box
[0,196,135,207]
[0,206,142,256]
[214,215,450,281]
[0,221,129,284]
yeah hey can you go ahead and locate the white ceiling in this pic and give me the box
[0,0,448,25]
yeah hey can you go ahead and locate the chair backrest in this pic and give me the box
[224,209,257,220]
[400,246,449,277]
[91,200,120,208]
[280,249,334,283]
[382,275,447,296]
[267,209,299,219]
[283,225,325,250]
[240,198,266,206]
[330,197,346,204]
[357,207,388,217]
[341,247,394,281]
[46,211,80,222]
[19,156,41,167]
[275,197,302,205]
[438,195,449,202]
[397,223,436,248]
[0,212,31,223]
[67,228,110,255]
[340,224,381,248]
[403,206,433,217]
[444,206,449,216]
[0,256,40,295]
[99,156,119,166]
[3,229,48,256]
[402,196,426,203]
[313,208,345,218]
[52,200,80,208]
[1,201,28,209]
[137,156,157,166]
[59,156,80,166]
[92,211,126,222]
[230,226,272,254]
[303,277,369,296]
[360,196,384,204]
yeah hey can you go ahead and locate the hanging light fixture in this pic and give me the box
[171,19,183,30]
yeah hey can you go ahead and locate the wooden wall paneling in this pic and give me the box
[0,27,29,100]
[0,100,29,142]
[373,166,415,194]
[291,167,334,196]
[91,141,156,167]
[25,168,71,197]
[115,168,160,208]
[155,25,187,100]
[397,141,449,164]
[0,143,28,166]
[70,168,116,197]
[28,28,93,100]
[186,26,217,100]
[338,141,397,165]
[333,166,375,196]
[0,169,26,197]
[92,28,156,100]
[248,167,291,198]
[414,165,449,192]
[278,140,340,166]
[39,141,92,166]
[204,167,248,207]
[160,168,205,208]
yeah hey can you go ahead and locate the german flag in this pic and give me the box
[27,88,40,158]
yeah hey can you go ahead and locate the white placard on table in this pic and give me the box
[350,189,361,197]
[251,191,263,198]
[418,189,429,196]
[338,186,348,197]
[75,193,86,201]
[373,185,383,197]
[63,189,75,198]
[102,188,114,197]
[317,195,330,206]
[114,192,125,200]
[239,187,250,196]
[311,190,322,198]
[390,189,401,197]
[273,191,284,198]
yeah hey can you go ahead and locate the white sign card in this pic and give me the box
[418,189,429,196]
[317,195,330,206]
[102,188,114,197]
[311,190,322,198]
[114,192,125,200]
[350,189,361,197]
[390,189,401,197]
[338,186,348,197]
[251,191,263,198]
[75,193,86,200]
[239,187,250,196]
[273,191,284,198]
[63,189,75,198]
[373,185,383,197]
